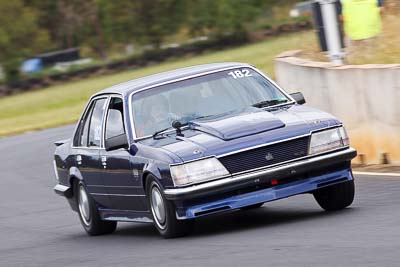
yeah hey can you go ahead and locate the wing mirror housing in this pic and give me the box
[290,92,306,105]
[105,133,129,151]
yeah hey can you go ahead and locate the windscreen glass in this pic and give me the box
[132,68,289,138]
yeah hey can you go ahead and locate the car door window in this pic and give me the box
[88,98,107,147]
[79,108,92,146]
[105,97,125,139]
[73,101,95,147]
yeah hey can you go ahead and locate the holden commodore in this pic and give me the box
[53,63,357,238]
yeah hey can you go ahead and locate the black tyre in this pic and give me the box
[74,180,117,236]
[313,179,355,211]
[241,203,264,210]
[146,175,194,238]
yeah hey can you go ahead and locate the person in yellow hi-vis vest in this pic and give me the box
[339,0,384,62]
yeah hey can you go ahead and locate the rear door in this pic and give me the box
[71,97,111,208]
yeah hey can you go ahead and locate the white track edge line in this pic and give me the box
[353,171,400,177]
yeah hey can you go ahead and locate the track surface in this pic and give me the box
[1,125,399,267]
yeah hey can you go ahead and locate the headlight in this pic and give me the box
[309,127,349,155]
[53,160,60,181]
[170,157,229,187]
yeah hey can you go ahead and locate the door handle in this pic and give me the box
[101,155,107,168]
[76,155,82,165]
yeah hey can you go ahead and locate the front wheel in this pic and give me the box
[313,179,355,211]
[146,176,194,238]
[75,181,117,236]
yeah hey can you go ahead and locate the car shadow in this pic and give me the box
[112,205,357,239]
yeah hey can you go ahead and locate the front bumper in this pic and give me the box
[176,167,354,219]
[164,147,357,201]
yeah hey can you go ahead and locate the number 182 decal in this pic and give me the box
[227,69,252,79]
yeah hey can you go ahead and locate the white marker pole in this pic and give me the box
[318,0,343,65]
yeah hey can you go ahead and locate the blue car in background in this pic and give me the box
[53,63,357,238]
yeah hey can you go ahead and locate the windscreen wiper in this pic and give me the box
[152,127,174,138]
[191,114,216,120]
[252,99,289,108]
[191,111,234,121]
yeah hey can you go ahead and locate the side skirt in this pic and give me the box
[99,209,153,223]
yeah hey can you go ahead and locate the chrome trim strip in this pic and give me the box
[164,147,356,197]
[88,185,142,188]
[128,65,296,141]
[91,193,146,197]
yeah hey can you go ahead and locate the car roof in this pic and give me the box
[95,62,250,97]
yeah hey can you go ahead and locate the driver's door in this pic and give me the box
[100,97,147,211]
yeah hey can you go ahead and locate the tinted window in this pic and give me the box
[131,68,289,137]
[73,102,95,147]
[105,98,125,139]
[88,98,107,147]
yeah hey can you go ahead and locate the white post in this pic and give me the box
[318,0,343,65]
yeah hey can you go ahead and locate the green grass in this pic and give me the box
[0,31,315,137]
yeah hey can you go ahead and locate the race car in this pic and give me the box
[53,62,357,238]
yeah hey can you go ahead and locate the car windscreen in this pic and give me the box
[131,68,290,138]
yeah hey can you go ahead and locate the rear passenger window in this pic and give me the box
[79,106,93,146]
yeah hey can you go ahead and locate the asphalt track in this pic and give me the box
[0,125,399,267]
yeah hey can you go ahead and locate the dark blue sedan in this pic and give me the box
[53,63,357,238]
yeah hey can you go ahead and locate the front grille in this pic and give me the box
[219,137,309,174]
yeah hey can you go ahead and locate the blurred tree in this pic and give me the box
[0,0,50,83]
[133,0,188,48]
[24,0,107,59]
[187,0,268,37]
[101,0,187,49]
[80,0,108,59]
[0,0,298,76]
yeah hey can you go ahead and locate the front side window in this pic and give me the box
[87,98,107,147]
[131,68,290,138]
[105,97,125,140]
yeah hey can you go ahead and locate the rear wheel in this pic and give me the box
[146,175,194,238]
[75,181,117,236]
[313,180,355,211]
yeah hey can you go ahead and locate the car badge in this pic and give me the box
[193,149,202,155]
[265,153,274,161]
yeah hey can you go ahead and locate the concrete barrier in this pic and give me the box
[275,50,400,164]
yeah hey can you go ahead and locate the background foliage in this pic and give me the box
[0,0,296,82]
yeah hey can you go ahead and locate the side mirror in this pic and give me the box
[290,92,306,105]
[105,133,129,151]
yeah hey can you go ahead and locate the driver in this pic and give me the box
[137,95,170,137]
